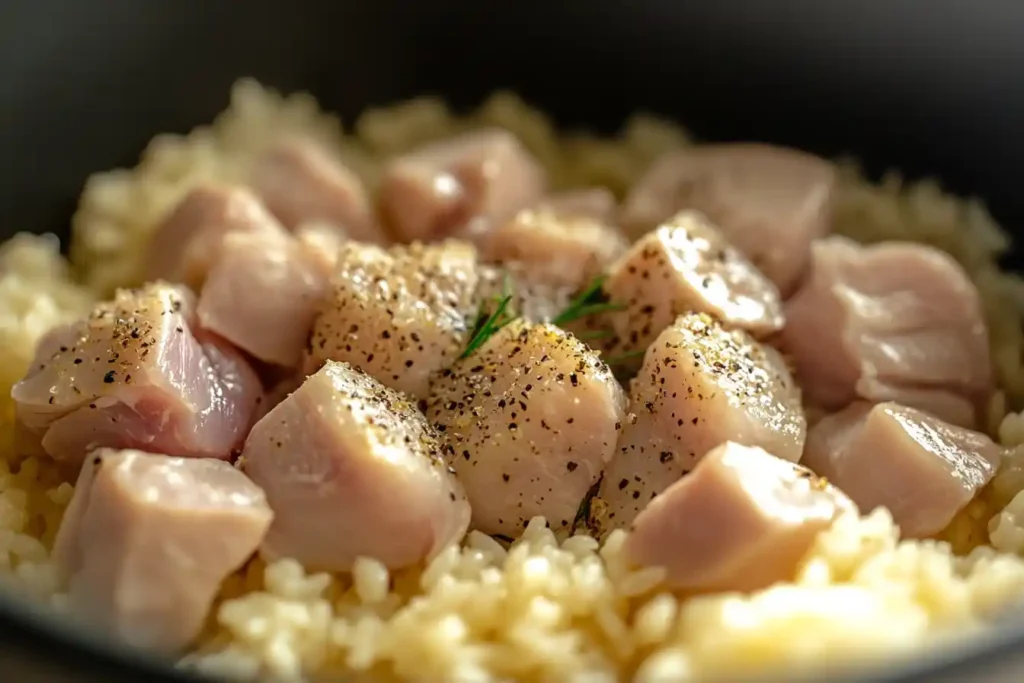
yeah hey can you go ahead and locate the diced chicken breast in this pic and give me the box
[482,209,628,291]
[535,187,618,223]
[241,361,470,570]
[474,264,575,325]
[11,283,263,466]
[427,320,626,537]
[802,401,1002,538]
[250,137,381,243]
[599,211,784,359]
[197,228,336,368]
[620,144,836,294]
[624,442,855,592]
[306,240,480,399]
[147,183,287,290]
[52,449,272,652]
[598,312,806,531]
[377,129,546,244]
[781,237,991,428]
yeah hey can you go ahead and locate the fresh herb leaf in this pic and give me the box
[577,329,612,341]
[460,274,517,359]
[460,295,514,359]
[572,474,604,534]
[552,275,625,327]
[603,349,646,365]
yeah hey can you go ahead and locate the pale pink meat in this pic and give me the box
[780,237,991,428]
[250,137,381,243]
[377,129,546,245]
[146,183,287,290]
[11,283,264,466]
[598,312,806,531]
[620,144,835,294]
[535,187,618,223]
[197,227,339,368]
[241,361,470,571]
[306,240,480,399]
[482,209,628,291]
[624,442,855,592]
[427,320,626,537]
[599,211,784,359]
[802,401,1002,538]
[53,449,272,652]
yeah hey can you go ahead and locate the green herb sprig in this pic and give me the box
[459,273,517,359]
[551,275,625,327]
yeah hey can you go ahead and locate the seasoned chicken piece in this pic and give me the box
[52,449,272,652]
[624,442,855,592]
[197,227,338,368]
[250,137,381,243]
[306,240,480,399]
[620,144,835,294]
[147,183,287,290]
[427,320,626,537]
[802,401,1002,538]
[535,187,618,223]
[12,283,263,466]
[474,264,575,325]
[241,361,470,570]
[599,211,783,359]
[780,237,991,428]
[598,312,806,531]
[378,129,546,245]
[482,209,628,291]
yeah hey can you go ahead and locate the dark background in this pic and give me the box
[0,1,1024,681]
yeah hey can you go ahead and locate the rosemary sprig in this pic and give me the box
[602,348,646,365]
[551,275,625,327]
[459,272,517,359]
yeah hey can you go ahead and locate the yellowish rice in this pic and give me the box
[1,78,1024,681]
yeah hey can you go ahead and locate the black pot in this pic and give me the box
[1,1,1023,681]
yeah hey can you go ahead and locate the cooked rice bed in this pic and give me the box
[0,79,1022,681]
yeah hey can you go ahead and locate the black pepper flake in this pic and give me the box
[103,370,116,383]
[566,461,578,472]
[502,473,510,482]
[618,478,629,490]
[570,373,578,387]
[659,451,674,463]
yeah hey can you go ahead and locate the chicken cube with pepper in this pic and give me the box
[240,361,470,570]
[11,283,264,466]
[597,312,805,531]
[427,320,626,537]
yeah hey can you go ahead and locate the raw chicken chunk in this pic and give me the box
[802,401,1003,538]
[197,226,339,368]
[147,183,287,290]
[598,312,806,530]
[535,187,617,223]
[306,240,480,399]
[624,442,855,592]
[427,320,626,537]
[52,449,272,652]
[482,209,628,291]
[781,237,991,428]
[620,144,836,294]
[377,129,546,244]
[240,361,470,570]
[11,283,264,465]
[250,137,381,243]
[599,211,784,359]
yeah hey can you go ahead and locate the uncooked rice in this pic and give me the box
[1,78,1024,681]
